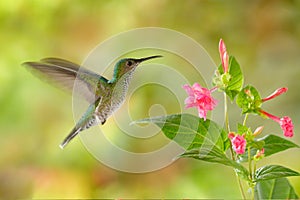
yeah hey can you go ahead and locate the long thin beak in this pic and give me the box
[135,55,163,63]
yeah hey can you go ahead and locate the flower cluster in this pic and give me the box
[179,38,298,198]
[183,39,294,156]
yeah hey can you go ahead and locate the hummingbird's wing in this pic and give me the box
[23,58,109,103]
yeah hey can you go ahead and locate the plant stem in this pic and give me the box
[224,93,230,132]
[244,113,255,199]
[236,175,247,200]
[243,113,249,126]
[248,147,255,200]
[224,93,246,200]
[248,146,252,180]
[252,161,257,200]
[224,93,233,158]
[224,93,235,160]
[253,161,257,177]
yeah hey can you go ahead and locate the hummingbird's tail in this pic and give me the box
[59,97,101,149]
[59,127,82,149]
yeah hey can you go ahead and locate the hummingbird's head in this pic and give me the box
[113,55,162,80]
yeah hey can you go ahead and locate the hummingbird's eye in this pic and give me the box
[126,60,133,67]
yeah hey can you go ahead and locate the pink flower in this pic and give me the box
[259,110,294,137]
[219,39,229,73]
[280,116,294,137]
[262,87,288,102]
[228,133,246,154]
[183,83,218,120]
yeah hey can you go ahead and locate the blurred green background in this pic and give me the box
[1,0,300,199]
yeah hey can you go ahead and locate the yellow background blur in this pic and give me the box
[0,1,299,199]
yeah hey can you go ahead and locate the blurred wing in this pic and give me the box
[22,57,109,103]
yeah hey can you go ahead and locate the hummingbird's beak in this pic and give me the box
[135,55,163,64]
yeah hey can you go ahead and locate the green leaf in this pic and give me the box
[255,165,300,182]
[254,178,299,199]
[236,85,262,114]
[238,134,299,162]
[261,134,300,156]
[226,56,244,101]
[249,140,265,150]
[237,123,250,135]
[213,56,244,101]
[134,114,230,151]
[182,147,250,181]
[135,114,249,181]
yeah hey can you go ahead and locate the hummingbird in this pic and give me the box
[23,55,162,149]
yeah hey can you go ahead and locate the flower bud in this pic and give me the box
[262,87,288,102]
[253,126,264,137]
[219,39,229,73]
[254,148,265,161]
